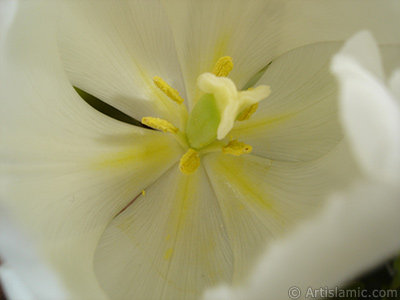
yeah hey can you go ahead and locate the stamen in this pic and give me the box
[222,140,253,156]
[237,103,259,121]
[142,117,178,134]
[153,76,184,104]
[211,56,233,77]
[179,148,200,175]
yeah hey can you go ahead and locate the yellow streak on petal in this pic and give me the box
[211,56,233,77]
[164,248,174,260]
[142,117,178,134]
[222,140,253,156]
[153,76,184,104]
[142,190,145,196]
[90,134,181,173]
[179,149,200,175]
[232,112,297,136]
[237,103,259,121]
[93,148,149,170]
[215,156,278,215]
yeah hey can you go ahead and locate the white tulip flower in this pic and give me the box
[1,1,399,300]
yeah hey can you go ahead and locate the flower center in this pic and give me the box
[142,56,271,175]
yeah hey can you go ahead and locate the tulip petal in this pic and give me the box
[331,32,400,183]
[162,0,400,109]
[0,2,182,298]
[0,0,16,43]
[94,166,233,300]
[202,139,357,283]
[389,70,400,100]
[0,206,69,300]
[231,42,343,162]
[203,180,400,300]
[57,0,188,128]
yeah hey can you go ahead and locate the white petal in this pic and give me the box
[335,32,385,80]
[0,206,69,300]
[1,2,183,298]
[94,166,232,300]
[331,32,400,183]
[279,1,400,61]
[202,139,358,283]
[203,180,400,300]
[232,42,343,162]
[0,0,16,43]
[162,0,400,109]
[0,265,35,300]
[389,69,400,100]
[58,0,188,127]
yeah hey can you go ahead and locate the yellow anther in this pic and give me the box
[142,117,178,134]
[211,56,233,77]
[237,103,259,121]
[222,140,253,156]
[153,76,184,104]
[179,148,200,175]
[142,190,146,196]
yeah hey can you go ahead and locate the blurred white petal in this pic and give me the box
[389,69,400,100]
[203,180,400,300]
[0,206,69,300]
[0,0,16,43]
[331,31,400,183]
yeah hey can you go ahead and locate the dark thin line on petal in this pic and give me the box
[114,192,142,218]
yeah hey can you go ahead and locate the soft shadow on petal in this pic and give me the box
[203,180,400,300]
[331,32,400,184]
[231,42,343,162]
[94,166,233,300]
[202,139,358,284]
[280,0,400,56]
[0,2,183,298]
[58,0,188,128]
